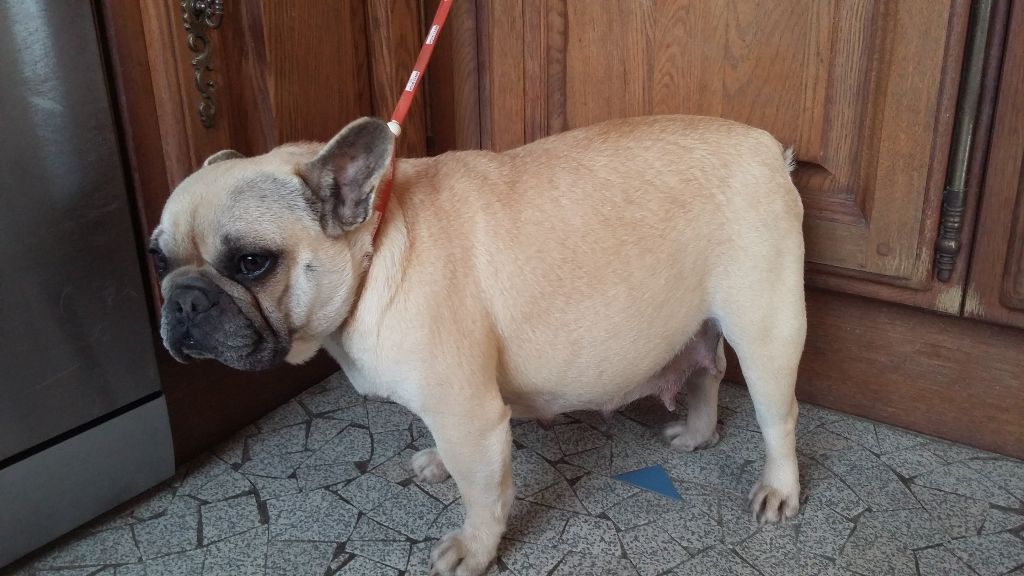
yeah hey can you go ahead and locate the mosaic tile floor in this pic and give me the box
[6,372,1024,576]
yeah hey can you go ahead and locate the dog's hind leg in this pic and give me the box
[411,447,449,483]
[664,325,725,451]
[716,251,806,523]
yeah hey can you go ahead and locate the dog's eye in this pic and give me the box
[148,248,169,277]
[238,254,273,278]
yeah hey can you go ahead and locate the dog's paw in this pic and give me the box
[429,531,493,576]
[664,422,720,452]
[748,480,800,523]
[412,448,450,483]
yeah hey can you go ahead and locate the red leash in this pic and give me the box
[371,0,454,244]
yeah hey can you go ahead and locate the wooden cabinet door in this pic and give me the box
[967,0,1024,329]
[456,0,973,311]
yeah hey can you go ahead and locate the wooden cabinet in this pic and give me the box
[967,0,1024,329]
[101,0,1024,458]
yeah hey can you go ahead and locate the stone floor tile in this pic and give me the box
[803,475,867,519]
[671,545,760,576]
[524,478,588,514]
[825,419,881,453]
[551,552,639,576]
[604,490,682,530]
[266,489,358,542]
[333,554,399,576]
[304,426,371,468]
[238,451,310,478]
[796,429,858,459]
[560,515,621,557]
[833,462,919,511]
[127,489,174,523]
[717,496,761,546]
[247,475,301,500]
[255,400,308,433]
[296,462,361,492]
[266,540,334,576]
[405,542,434,576]
[738,523,832,576]
[504,500,573,545]
[797,501,854,558]
[337,473,405,512]
[34,527,140,569]
[194,470,252,503]
[873,424,926,455]
[910,484,988,539]
[880,445,947,478]
[556,463,587,480]
[201,495,261,544]
[133,507,199,560]
[345,539,411,570]
[306,418,349,452]
[246,423,307,459]
[948,532,1024,576]
[350,515,408,540]
[964,458,1024,501]
[141,549,205,576]
[661,449,746,489]
[328,403,370,425]
[175,454,232,497]
[511,448,563,496]
[298,384,363,415]
[366,401,416,433]
[659,506,723,549]
[416,476,461,506]
[915,546,979,576]
[512,421,565,461]
[427,501,465,538]
[553,423,609,455]
[982,507,1024,533]
[620,522,690,576]
[370,448,417,483]
[717,383,754,412]
[366,486,444,540]
[201,525,267,576]
[924,440,995,463]
[498,539,566,576]
[836,518,917,576]
[368,429,412,468]
[563,444,613,474]
[711,427,765,462]
[572,473,638,514]
[914,462,1019,507]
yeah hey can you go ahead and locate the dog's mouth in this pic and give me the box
[160,276,289,371]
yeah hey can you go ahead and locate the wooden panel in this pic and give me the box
[475,0,975,311]
[259,1,372,145]
[365,0,428,157]
[426,0,481,152]
[967,0,1024,328]
[727,289,1024,459]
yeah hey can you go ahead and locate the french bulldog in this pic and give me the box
[151,115,806,575]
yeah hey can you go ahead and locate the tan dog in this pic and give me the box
[152,115,805,575]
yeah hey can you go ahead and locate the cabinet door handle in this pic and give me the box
[180,0,224,128]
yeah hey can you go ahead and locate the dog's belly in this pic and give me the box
[498,319,722,421]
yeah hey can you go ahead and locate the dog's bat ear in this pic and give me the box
[299,117,395,237]
[203,149,246,167]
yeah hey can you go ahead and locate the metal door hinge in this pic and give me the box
[180,0,224,128]
[935,0,993,281]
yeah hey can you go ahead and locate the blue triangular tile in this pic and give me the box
[613,465,681,500]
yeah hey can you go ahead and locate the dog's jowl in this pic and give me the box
[152,115,806,576]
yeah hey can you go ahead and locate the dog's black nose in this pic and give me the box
[170,287,214,321]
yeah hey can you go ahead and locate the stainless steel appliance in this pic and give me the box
[0,1,174,566]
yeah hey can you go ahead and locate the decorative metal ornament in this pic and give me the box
[180,0,224,128]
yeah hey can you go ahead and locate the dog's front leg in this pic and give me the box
[421,396,514,576]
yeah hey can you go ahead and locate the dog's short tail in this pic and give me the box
[782,146,797,173]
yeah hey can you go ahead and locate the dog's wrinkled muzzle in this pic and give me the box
[160,275,284,371]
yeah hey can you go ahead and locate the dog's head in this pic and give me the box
[150,117,394,370]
